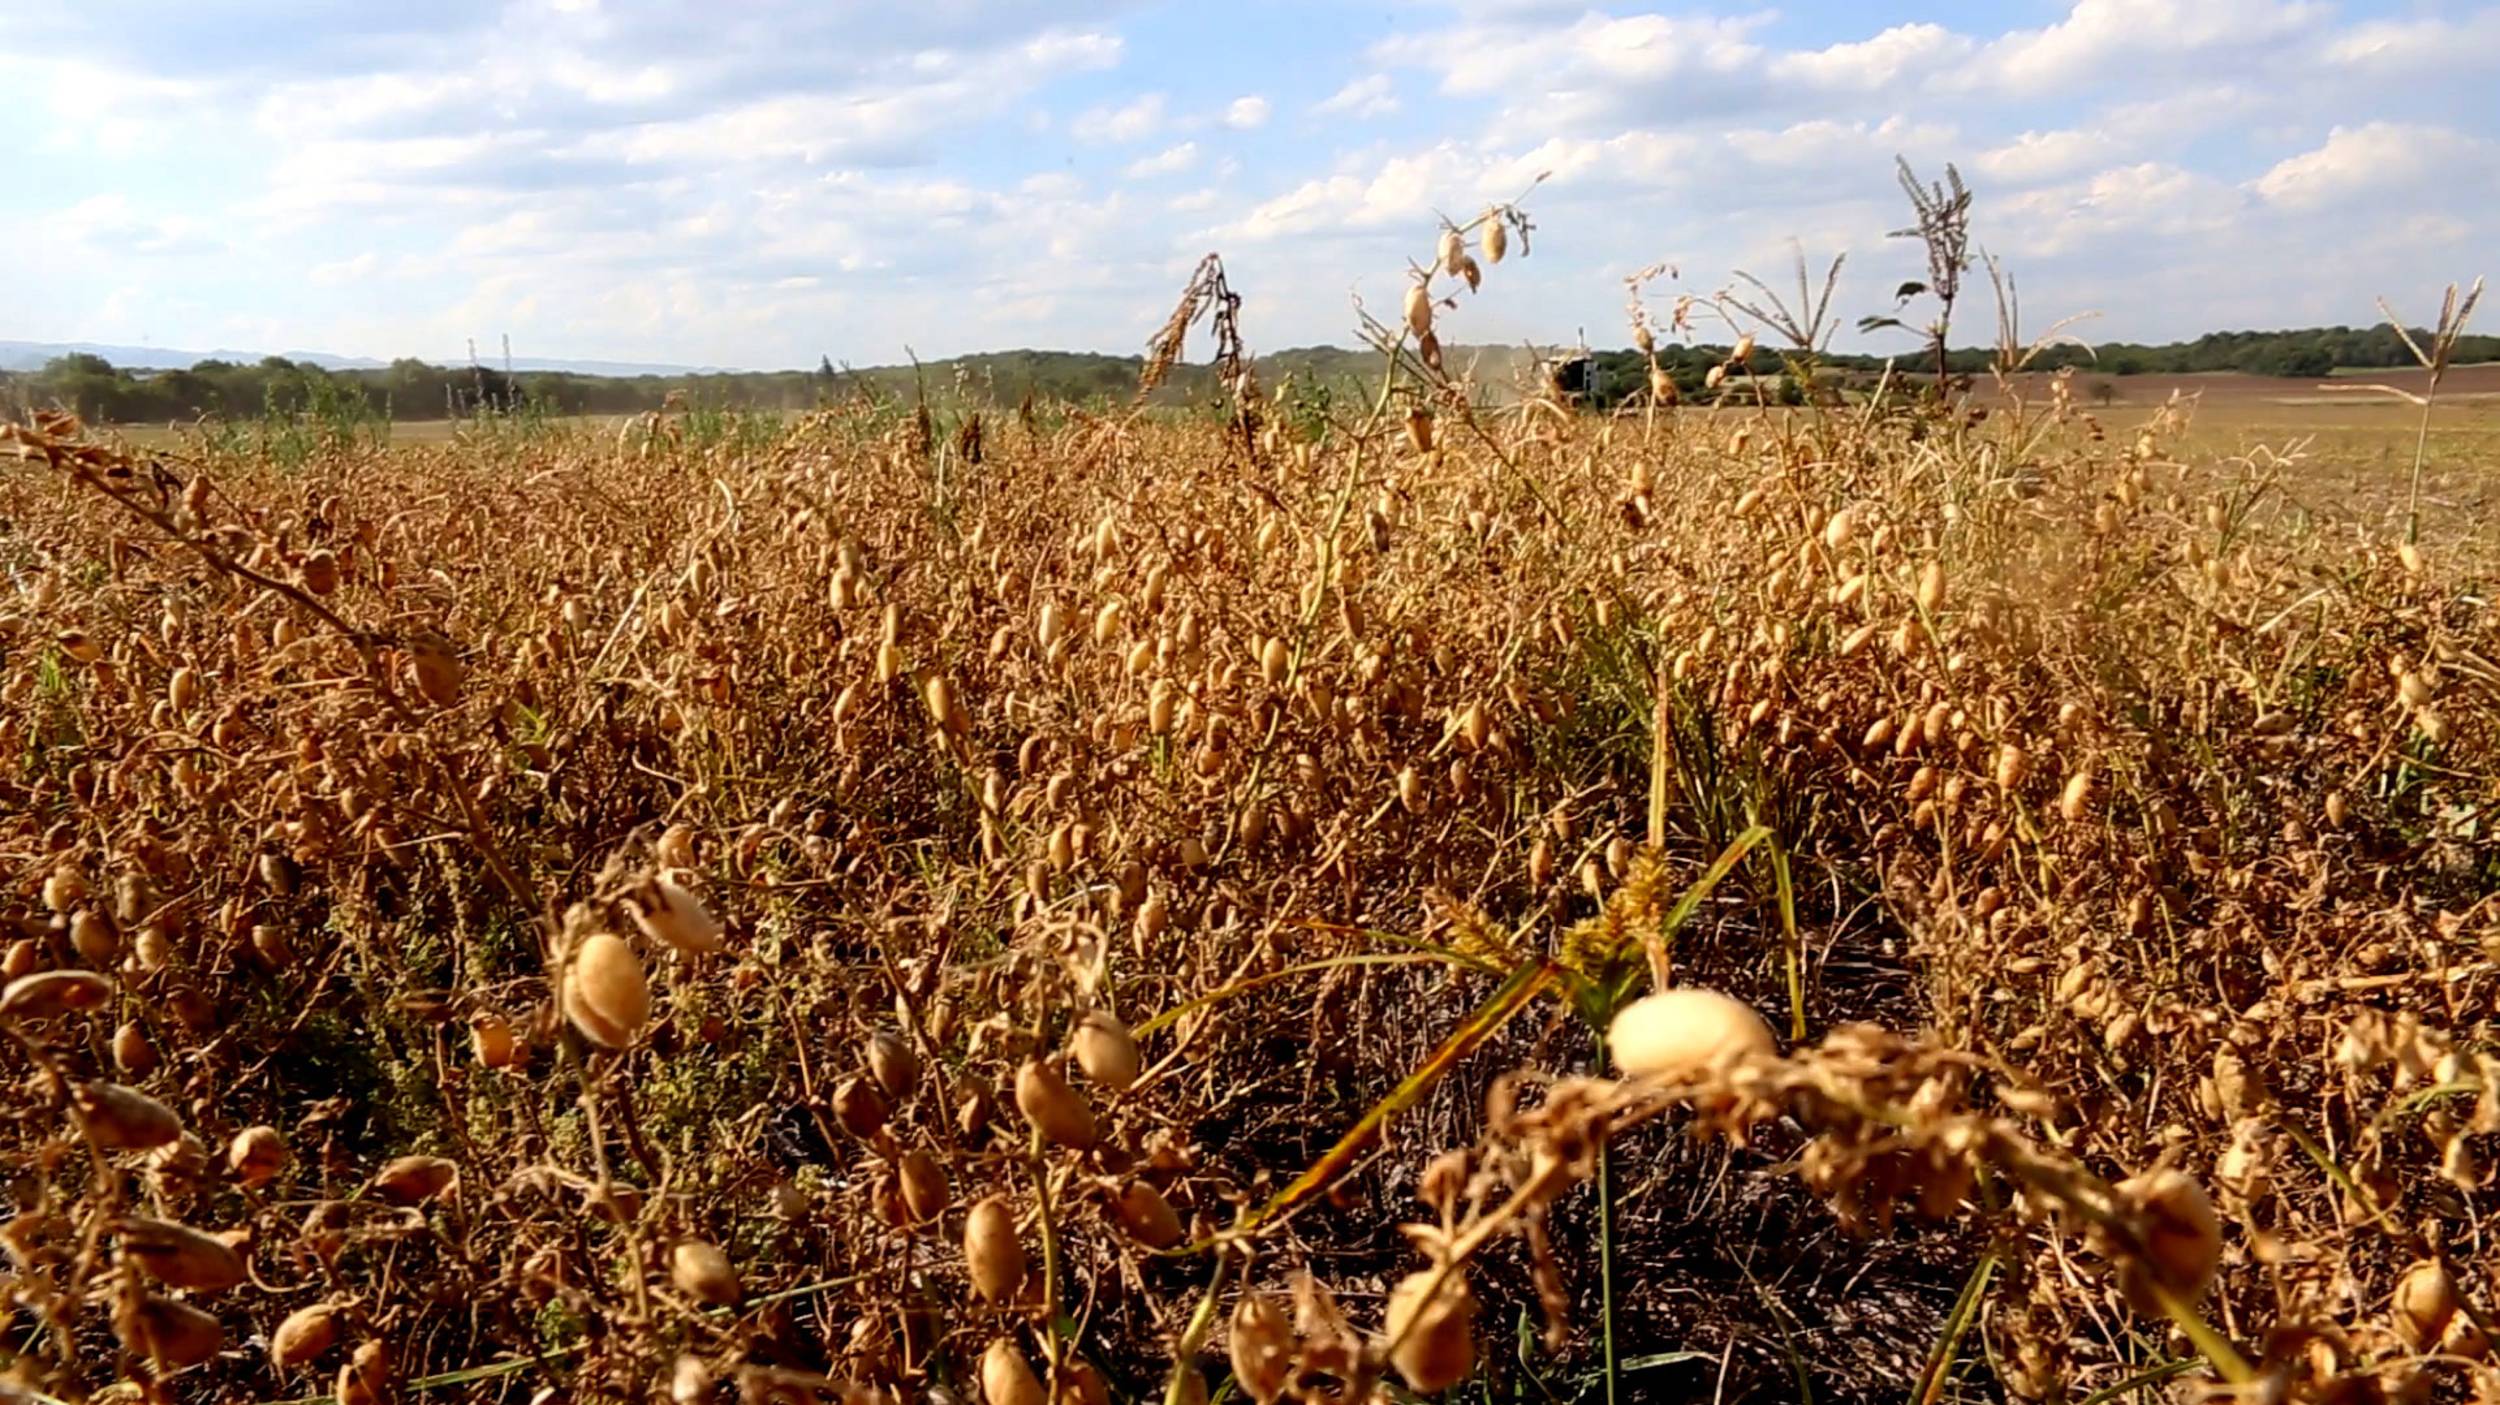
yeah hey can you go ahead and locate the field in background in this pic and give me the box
[7,359,2496,1404]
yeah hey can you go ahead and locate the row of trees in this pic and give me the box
[7,321,2490,426]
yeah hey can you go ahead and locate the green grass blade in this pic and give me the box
[1204,958,1558,1246]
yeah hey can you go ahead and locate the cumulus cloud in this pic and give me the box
[1974,0,2329,91]
[2319,8,2500,73]
[1072,93,1167,143]
[1375,11,1775,128]
[1974,128,2119,183]
[1769,24,1975,90]
[1223,96,1271,130]
[1313,75,1399,119]
[2253,122,2495,210]
[1124,141,1199,179]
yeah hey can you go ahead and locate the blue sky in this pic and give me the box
[4,1,2493,369]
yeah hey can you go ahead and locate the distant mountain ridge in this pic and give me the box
[0,340,717,377]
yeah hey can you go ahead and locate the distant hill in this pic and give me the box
[9,323,2496,425]
[0,340,714,378]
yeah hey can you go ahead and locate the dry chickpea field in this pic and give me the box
[1,209,2497,1405]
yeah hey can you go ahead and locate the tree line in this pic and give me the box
[6,321,2491,426]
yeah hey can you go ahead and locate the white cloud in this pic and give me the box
[1072,92,1167,143]
[1975,128,2118,183]
[1125,141,1199,179]
[2322,10,2500,73]
[2253,122,2493,210]
[1976,0,2328,91]
[1770,24,1974,90]
[1314,74,1399,119]
[1377,11,1774,128]
[4,0,2498,364]
[1993,161,2246,256]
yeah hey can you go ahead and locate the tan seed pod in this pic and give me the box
[628,874,724,956]
[1403,282,1433,338]
[1994,743,2029,792]
[1436,226,1464,276]
[114,1019,159,1076]
[981,1337,1044,1405]
[1480,211,1507,264]
[1384,1267,1477,1393]
[409,638,463,707]
[1115,1178,1184,1248]
[118,1215,245,1292]
[671,1238,740,1305]
[964,1196,1026,1303]
[2112,1168,2219,1314]
[1014,1059,1096,1148]
[75,1080,183,1149]
[129,922,172,971]
[42,864,87,913]
[1608,989,1776,1081]
[866,1030,920,1098]
[229,1125,287,1188]
[2392,1260,2459,1349]
[371,1154,457,1205]
[1260,636,1290,685]
[1229,1291,1293,1404]
[832,1074,890,1139]
[1822,506,1856,551]
[337,1339,393,1405]
[270,1302,340,1370]
[899,1148,948,1222]
[1070,1010,1142,1091]
[2058,768,2095,823]
[671,1354,713,1405]
[123,1293,223,1369]
[2,968,113,1020]
[656,823,699,871]
[1916,560,1946,613]
[564,933,649,1049]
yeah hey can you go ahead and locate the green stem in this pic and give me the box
[1771,837,1804,1042]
